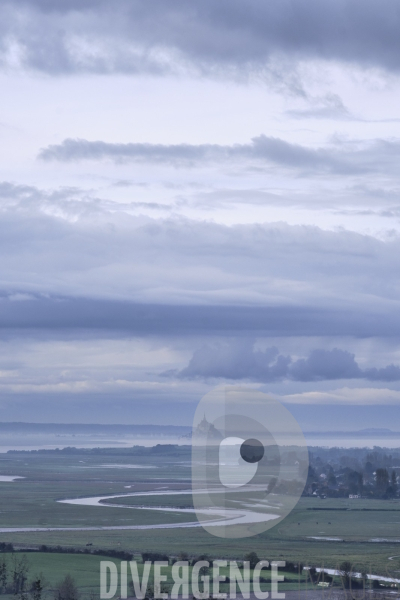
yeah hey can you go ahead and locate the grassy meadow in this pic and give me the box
[1,446,400,594]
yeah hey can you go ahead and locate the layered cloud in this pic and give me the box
[1,1,400,425]
[1,191,400,319]
[173,344,400,383]
[280,387,400,405]
[1,1,400,76]
[38,135,400,178]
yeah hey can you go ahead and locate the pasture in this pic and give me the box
[0,446,400,590]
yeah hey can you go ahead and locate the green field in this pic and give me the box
[1,446,400,593]
[0,552,122,597]
[0,551,350,597]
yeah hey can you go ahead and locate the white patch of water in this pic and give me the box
[0,475,24,482]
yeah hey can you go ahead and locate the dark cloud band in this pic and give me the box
[1,1,400,75]
[1,296,400,339]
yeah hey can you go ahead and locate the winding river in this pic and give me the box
[0,488,278,532]
[1,488,399,583]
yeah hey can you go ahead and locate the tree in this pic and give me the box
[365,461,373,475]
[31,578,43,600]
[308,567,317,584]
[243,552,259,569]
[267,477,277,494]
[307,466,317,487]
[392,470,398,492]
[375,468,389,494]
[144,582,170,599]
[11,554,29,596]
[339,561,353,589]
[54,575,79,600]
[358,472,363,495]
[177,551,188,562]
[346,470,362,494]
[0,557,7,593]
[360,571,369,590]
[327,472,337,487]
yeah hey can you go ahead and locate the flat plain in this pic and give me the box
[1,445,400,592]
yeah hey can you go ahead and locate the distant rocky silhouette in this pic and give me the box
[183,414,223,443]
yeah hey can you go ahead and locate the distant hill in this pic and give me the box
[306,428,399,436]
[356,428,395,434]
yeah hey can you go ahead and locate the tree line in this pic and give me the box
[0,553,92,600]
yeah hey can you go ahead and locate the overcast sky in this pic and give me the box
[2,0,400,430]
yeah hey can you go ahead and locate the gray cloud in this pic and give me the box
[4,2,400,424]
[173,344,400,382]
[1,179,400,416]
[38,135,400,177]
[285,94,353,120]
[290,348,361,381]
[0,181,105,216]
[364,364,400,382]
[2,297,400,339]
[174,341,290,381]
[0,181,169,218]
[2,185,400,339]
[1,1,400,76]
[36,135,346,171]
